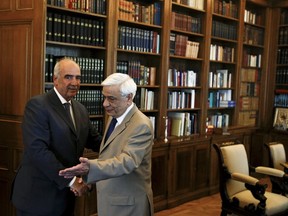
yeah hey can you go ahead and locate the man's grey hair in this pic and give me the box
[53,58,79,78]
[101,73,137,99]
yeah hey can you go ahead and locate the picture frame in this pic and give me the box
[273,108,288,131]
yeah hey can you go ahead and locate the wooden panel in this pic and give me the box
[16,0,33,9]
[152,144,169,212]
[0,146,9,171]
[0,177,12,216]
[0,0,12,11]
[193,143,209,191]
[0,120,22,216]
[0,23,31,117]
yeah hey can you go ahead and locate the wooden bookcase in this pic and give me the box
[45,2,108,135]
[238,1,266,127]
[207,0,241,131]
[274,8,288,112]
[115,0,163,138]
[1,0,286,215]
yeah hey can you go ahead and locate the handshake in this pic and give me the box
[59,157,91,197]
[70,177,92,197]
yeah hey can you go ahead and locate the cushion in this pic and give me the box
[270,144,286,171]
[234,190,288,215]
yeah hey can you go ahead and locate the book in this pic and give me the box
[169,112,186,136]
[149,67,156,85]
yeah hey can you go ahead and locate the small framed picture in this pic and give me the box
[273,108,288,131]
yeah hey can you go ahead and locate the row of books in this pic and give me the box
[213,0,238,19]
[242,51,262,68]
[134,88,155,110]
[172,0,204,10]
[212,20,237,41]
[170,33,200,58]
[207,112,229,128]
[208,69,232,88]
[118,26,160,53]
[208,90,234,108]
[46,12,105,46]
[239,96,259,111]
[277,48,288,64]
[47,0,106,14]
[244,9,262,26]
[117,61,156,86]
[170,12,201,34]
[167,69,197,87]
[74,90,104,115]
[274,94,288,107]
[168,112,198,136]
[244,25,264,46]
[238,111,257,126]
[91,119,104,134]
[168,90,196,109]
[278,27,288,45]
[276,68,288,84]
[45,54,104,83]
[210,44,235,62]
[241,68,260,82]
[118,0,161,25]
[240,83,259,97]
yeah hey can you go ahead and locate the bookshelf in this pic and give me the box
[238,1,266,127]
[275,8,288,109]
[166,0,205,137]
[45,1,108,134]
[207,0,240,131]
[115,0,163,138]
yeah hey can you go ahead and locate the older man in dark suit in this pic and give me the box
[11,58,101,216]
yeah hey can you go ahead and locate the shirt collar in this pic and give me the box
[115,103,134,127]
[54,87,71,104]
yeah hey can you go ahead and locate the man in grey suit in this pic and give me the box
[59,73,154,216]
[11,58,101,215]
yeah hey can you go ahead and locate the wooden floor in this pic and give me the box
[154,193,222,216]
[155,178,271,216]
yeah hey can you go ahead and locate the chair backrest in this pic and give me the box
[220,144,249,198]
[268,143,286,171]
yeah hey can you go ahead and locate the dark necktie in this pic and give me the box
[105,118,117,142]
[63,102,75,128]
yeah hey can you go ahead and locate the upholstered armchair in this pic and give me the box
[265,142,288,195]
[213,143,288,216]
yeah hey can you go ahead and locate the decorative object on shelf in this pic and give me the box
[273,108,288,131]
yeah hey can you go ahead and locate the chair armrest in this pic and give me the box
[255,166,285,177]
[231,172,259,185]
[231,172,267,208]
[281,162,288,170]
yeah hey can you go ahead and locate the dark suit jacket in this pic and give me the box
[11,89,101,215]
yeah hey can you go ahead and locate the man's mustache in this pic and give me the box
[68,86,78,90]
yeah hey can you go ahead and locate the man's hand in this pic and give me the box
[70,177,89,196]
[59,157,90,178]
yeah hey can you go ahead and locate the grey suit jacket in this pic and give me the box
[84,104,154,216]
[11,89,101,215]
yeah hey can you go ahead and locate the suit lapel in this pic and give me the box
[47,90,77,135]
[100,105,138,154]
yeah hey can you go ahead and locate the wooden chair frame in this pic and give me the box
[213,142,288,216]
